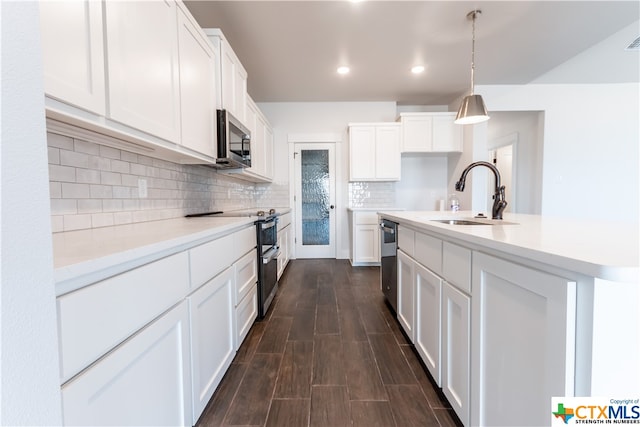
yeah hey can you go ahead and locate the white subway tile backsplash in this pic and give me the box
[78,199,103,214]
[63,214,92,231]
[48,147,60,164]
[89,184,113,199]
[61,183,90,199]
[60,150,90,169]
[51,199,77,215]
[100,171,122,186]
[50,182,62,199]
[99,145,120,160]
[48,131,287,232]
[76,168,101,184]
[74,139,100,155]
[48,133,73,150]
[49,164,76,182]
[111,159,130,174]
[91,212,114,228]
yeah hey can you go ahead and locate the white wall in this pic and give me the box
[258,102,397,259]
[1,2,63,425]
[477,83,639,222]
[396,154,448,210]
[487,111,544,214]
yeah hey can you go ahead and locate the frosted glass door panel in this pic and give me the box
[301,150,329,245]
[294,143,336,258]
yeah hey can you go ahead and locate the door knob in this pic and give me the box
[330,205,335,209]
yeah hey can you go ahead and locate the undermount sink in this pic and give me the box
[431,219,492,225]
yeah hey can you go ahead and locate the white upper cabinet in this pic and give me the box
[39,0,106,115]
[177,7,217,158]
[205,30,248,124]
[105,0,181,143]
[399,113,462,153]
[349,123,401,181]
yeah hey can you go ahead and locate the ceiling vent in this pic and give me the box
[625,36,640,51]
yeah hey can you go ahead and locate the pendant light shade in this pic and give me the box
[455,10,490,125]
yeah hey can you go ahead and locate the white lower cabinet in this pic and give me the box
[414,262,442,385]
[61,301,193,426]
[189,266,235,424]
[471,252,576,427]
[397,249,415,341]
[441,282,470,426]
[349,211,381,266]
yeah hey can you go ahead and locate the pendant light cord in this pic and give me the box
[468,10,480,95]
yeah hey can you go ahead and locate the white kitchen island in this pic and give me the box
[378,210,639,427]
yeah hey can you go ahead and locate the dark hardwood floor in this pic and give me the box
[196,259,460,427]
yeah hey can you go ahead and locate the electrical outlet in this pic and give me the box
[138,178,148,198]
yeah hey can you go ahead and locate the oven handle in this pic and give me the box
[261,220,277,230]
[262,246,281,264]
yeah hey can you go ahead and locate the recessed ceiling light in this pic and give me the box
[411,65,425,74]
[337,66,350,75]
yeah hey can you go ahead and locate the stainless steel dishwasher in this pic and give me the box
[380,219,398,313]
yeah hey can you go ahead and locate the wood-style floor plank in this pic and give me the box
[288,307,316,341]
[386,384,440,427]
[274,341,313,399]
[316,304,340,334]
[309,385,351,427]
[265,399,310,427]
[368,333,417,385]
[196,259,459,427]
[313,335,346,385]
[344,341,387,401]
[350,400,396,427]
[223,353,282,426]
[255,316,293,354]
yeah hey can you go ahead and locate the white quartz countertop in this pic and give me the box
[53,216,255,295]
[377,210,639,282]
[347,207,405,212]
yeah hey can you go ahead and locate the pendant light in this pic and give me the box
[455,10,490,125]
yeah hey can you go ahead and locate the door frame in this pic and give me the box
[488,132,518,213]
[288,133,343,259]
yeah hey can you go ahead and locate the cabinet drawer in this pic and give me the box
[235,249,257,306]
[355,211,379,225]
[397,226,415,257]
[235,283,257,350]
[61,301,192,426]
[443,242,471,294]
[190,226,256,289]
[57,252,189,383]
[414,232,442,275]
[278,212,292,230]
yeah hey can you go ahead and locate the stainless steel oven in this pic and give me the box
[380,219,398,313]
[255,215,280,318]
[185,208,281,319]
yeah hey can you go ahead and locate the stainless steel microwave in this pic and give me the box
[214,109,251,169]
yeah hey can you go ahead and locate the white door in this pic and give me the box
[293,143,336,258]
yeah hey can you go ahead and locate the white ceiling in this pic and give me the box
[184,1,640,105]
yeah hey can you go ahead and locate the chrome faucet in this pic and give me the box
[455,161,508,220]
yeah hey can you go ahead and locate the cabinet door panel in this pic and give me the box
[354,225,379,263]
[189,266,235,423]
[375,126,401,180]
[414,232,442,275]
[40,0,105,115]
[105,0,181,142]
[397,250,415,341]
[61,302,192,426]
[235,250,257,305]
[177,9,216,157]
[471,253,576,427]
[415,263,442,385]
[235,284,257,350]
[401,115,432,152]
[432,115,463,152]
[349,126,376,180]
[442,282,470,425]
